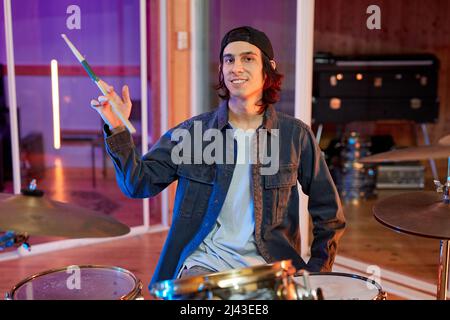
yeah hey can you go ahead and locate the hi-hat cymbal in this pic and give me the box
[359,144,450,163]
[0,193,130,238]
[373,191,450,239]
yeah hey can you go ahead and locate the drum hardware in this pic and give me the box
[293,270,323,300]
[6,265,143,300]
[150,260,322,300]
[0,231,30,251]
[329,132,376,201]
[294,272,386,300]
[1,182,136,300]
[433,178,450,204]
[0,179,130,240]
[20,179,43,197]
[373,190,450,300]
[365,143,450,299]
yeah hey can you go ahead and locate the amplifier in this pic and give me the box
[312,53,440,124]
[376,163,424,189]
[312,97,438,123]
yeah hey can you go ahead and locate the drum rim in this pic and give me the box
[296,271,384,292]
[302,272,382,291]
[151,260,296,299]
[7,264,143,300]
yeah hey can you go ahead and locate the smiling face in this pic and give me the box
[221,41,266,102]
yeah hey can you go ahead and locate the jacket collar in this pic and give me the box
[217,100,278,135]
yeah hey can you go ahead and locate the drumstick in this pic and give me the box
[61,34,136,134]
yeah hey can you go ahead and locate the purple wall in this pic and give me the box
[10,0,140,65]
[2,0,142,168]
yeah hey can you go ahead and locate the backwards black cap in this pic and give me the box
[219,26,274,61]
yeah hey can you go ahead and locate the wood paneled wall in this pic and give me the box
[168,0,191,128]
[314,0,450,147]
[166,0,191,220]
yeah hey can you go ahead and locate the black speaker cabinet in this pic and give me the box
[312,53,439,124]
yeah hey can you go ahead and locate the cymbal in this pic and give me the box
[359,145,450,163]
[373,191,450,239]
[0,193,130,238]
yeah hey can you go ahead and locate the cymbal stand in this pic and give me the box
[433,157,450,299]
[0,231,30,251]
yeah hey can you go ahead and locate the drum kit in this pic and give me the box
[4,132,450,300]
[0,183,387,300]
[0,180,141,300]
[360,134,450,300]
[149,262,386,300]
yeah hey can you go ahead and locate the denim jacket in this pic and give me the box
[104,101,346,288]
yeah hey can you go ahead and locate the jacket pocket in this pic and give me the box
[264,164,298,224]
[176,164,215,219]
[264,164,298,189]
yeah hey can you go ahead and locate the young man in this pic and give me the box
[90,26,345,287]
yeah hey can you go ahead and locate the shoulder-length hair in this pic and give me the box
[215,53,284,111]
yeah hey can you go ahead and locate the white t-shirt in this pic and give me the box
[180,123,266,275]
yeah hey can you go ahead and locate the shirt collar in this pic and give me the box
[217,100,278,136]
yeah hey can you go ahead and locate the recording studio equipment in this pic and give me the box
[328,132,376,201]
[312,53,439,124]
[375,163,425,189]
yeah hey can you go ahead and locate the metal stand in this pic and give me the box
[0,231,30,251]
[435,156,450,299]
[316,124,323,145]
[421,124,439,181]
[437,240,449,300]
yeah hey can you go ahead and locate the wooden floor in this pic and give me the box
[339,189,440,284]
[0,165,447,300]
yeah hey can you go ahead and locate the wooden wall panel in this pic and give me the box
[314,0,450,148]
[166,0,191,221]
[168,0,191,129]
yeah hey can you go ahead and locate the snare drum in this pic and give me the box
[6,265,143,300]
[151,260,307,300]
[294,272,386,300]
